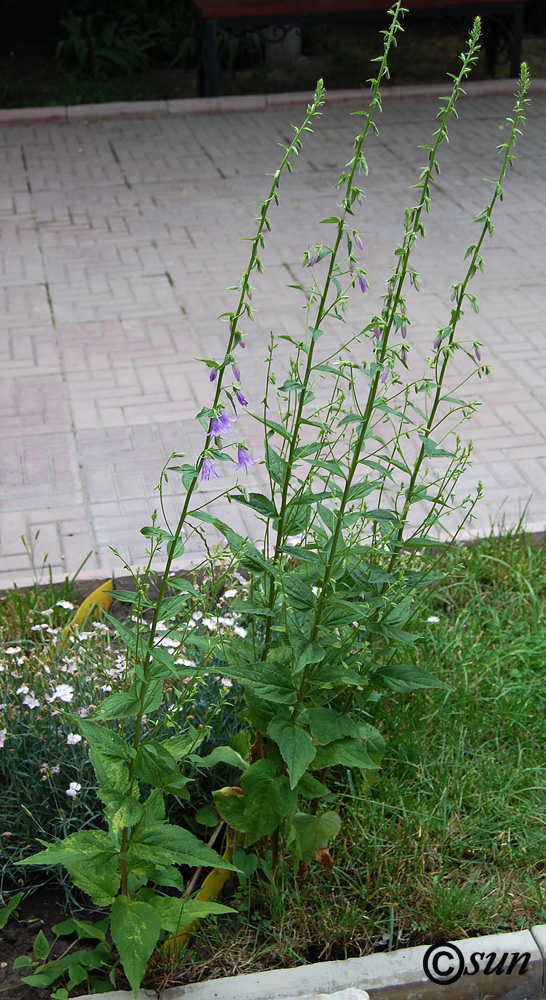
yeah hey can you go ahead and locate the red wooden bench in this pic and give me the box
[189,0,525,97]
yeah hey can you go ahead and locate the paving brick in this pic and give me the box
[0,92,545,583]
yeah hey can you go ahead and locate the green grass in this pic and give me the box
[2,528,546,987]
[165,529,546,982]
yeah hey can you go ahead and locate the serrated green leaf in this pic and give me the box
[240,759,298,846]
[134,743,177,787]
[110,896,161,996]
[33,929,49,961]
[289,810,341,862]
[149,896,234,935]
[313,738,380,771]
[267,718,316,789]
[373,662,450,692]
[92,692,141,720]
[307,708,359,745]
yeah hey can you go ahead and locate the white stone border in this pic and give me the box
[75,926,546,999]
[0,79,544,126]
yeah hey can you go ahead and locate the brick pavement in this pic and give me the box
[0,80,545,588]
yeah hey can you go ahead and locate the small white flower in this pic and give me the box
[31,624,48,631]
[50,683,74,703]
[223,589,238,599]
[41,608,54,616]
[56,600,74,610]
[0,729,7,749]
[233,626,247,639]
[220,678,233,689]
[100,684,112,692]
[50,765,61,775]
[65,781,81,798]
[16,684,29,695]
[156,636,179,648]
[6,647,22,655]
[77,707,89,718]
[175,657,196,668]
[427,616,440,624]
[23,694,40,709]
[66,733,82,745]
[192,610,203,621]
[93,622,110,632]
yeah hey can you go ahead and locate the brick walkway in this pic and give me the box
[1,81,545,589]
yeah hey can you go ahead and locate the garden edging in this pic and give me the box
[77,925,546,1000]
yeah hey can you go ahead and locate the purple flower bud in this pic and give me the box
[309,248,318,267]
[380,367,389,384]
[232,447,258,471]
[232,363,241,383]
[433,335,441,351]
[354,233,364,251]
[358,275,367,294]
[201,456,219,481]
[414,278,420,291]
[401,347,408,364]
[209,368,218,382]
[401,324,407,340]
[235,389,248,407]
[240,341,246,349]
[475,347,482,362]
[374,326,381,340]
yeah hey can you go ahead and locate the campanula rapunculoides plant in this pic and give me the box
[16,4,531,993]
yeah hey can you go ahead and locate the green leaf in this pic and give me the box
[266,445,289,487]
[295,773,332,800]
[101,611,147,659]
[289,810,342,862]
[74,718,127,760]
[0,890,23,929]
[199,746,249,771]
[232,492,278,519]
[240,760,298,846]
[225,659,297,705]
[212,786,246,832]
[33,930,49,961]
[132,823,237,871]
[317,503,335,531]
[73,919,107,942]
[13,955,34,969]
[251,414,291,440]
[373,662,450,692]
[267,718,316,789]
[306,708,360,745]
[347,480,381,501]
[283,575,314,611]
[313,738,380,772]
[52,918,76,937]
[92,691,141,720]
[16,830,116,869]
[367,508,398,526]
[110,896,161,996]
[134,743,177,787]
[111,794,143,836]
[149,896,234,935]
[420,435,455,459]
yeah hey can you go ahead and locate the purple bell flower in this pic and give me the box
[201,456,219,481]
[232,447,258,471]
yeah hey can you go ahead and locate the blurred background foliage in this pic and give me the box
[0,0,544,107]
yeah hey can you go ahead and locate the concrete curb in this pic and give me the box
[75,926,546,1000]
[0,78,545,125]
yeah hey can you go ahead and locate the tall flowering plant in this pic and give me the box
[17,6,530,994]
